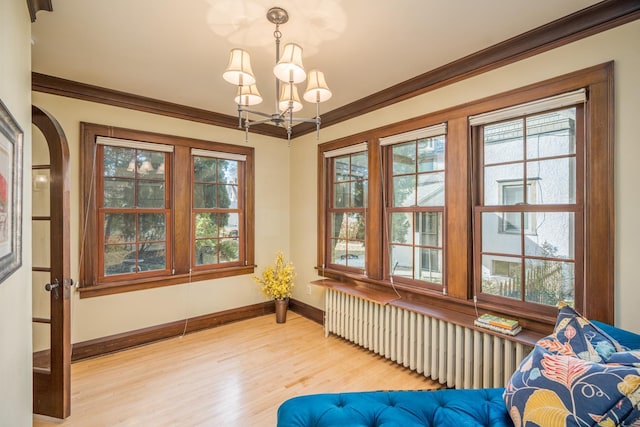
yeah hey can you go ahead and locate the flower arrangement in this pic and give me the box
[253,251,295,300]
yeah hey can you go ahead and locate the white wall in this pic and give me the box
[0,1,33,425]
[31,93,292,343]
[31,20,640,348]
[290,20,640,332]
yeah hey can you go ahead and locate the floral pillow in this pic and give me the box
[505,307,640,426]
[504,344,640,426]
[552,305,627,362]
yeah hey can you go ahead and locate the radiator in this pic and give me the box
[324,288,532,389]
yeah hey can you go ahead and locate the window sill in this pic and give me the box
[78,265,255,298]
[312,276,551,346]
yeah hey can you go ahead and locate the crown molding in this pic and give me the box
[27,0,53,22]
[292,0,640,136]
[31,0,640,139]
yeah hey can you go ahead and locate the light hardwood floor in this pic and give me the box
[33,313,440,427]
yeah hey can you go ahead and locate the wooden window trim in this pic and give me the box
[317,62,614,329]
[79,123,255,298]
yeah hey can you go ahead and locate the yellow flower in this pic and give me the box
[253,251,295,300]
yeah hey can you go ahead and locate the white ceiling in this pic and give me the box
[31,0,602,120]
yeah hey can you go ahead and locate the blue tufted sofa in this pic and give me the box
[277,320,640,427]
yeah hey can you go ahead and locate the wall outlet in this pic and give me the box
[306,285,312,295]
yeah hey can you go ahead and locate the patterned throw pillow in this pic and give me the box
[552,305,627,362]
[504,345,640,426]
[504,307,640,426]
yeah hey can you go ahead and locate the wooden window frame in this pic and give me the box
[79,123,255,298]
[473,105,584,318]
[385,135,446,292]
[325,151,368,273]
[317,62,614,328]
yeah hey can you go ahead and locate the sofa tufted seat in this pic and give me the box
[276,388,513,427]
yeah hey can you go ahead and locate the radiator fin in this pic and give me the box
[324,289,532,389]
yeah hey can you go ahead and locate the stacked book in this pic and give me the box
[474,313,521,336]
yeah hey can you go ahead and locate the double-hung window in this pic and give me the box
[80,123,254,297]
[318,64,613,325]
[192,149,245,269]
[323,143,368,271]
[381,124,446,290]
[98,137,172,280]
[471,90,585,314]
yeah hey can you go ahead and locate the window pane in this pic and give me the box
[195,213,220,238]
[334,156,350,181]
[527,158,575,204]
[346,213,365,240]
[525,259,574,306]
[220,185,238,209]
[334,182,349,208]
[526,109,576,159]
[195,239,216,265]
[393,175,415,207]
[104,213,135,243]
[392,143,416,174]
[137,180,165,208]
[390,244,412,278]
[138,243,166,272]
[482,212,521,255]
[104,178,134,208]
[351,152,367,180]
[417,136,445,172]
[484,119,524,164]
[103,146,135,178]
[136,151,165,179]
[221,160,238,184]
[104,243,135,276]
[415,212,441,247]
[219,238,239,262]
[194,183,217,208]
[350,180,367,208]
[415,247,442,283]
[390,212,412,244]
[417,172,444,206]
[194,157,218,182]
[524,212,574,259]
[484,163,523,205]
[331,213,345,239]
[138,213,166,241]
[331,239,347,264]
[481,255,522,300]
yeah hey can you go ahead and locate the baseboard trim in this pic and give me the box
[289,299,324,325]
[71,299,324,361]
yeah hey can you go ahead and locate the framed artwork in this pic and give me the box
[0,99,23,284]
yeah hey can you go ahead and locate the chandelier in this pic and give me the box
[222,7,332,142]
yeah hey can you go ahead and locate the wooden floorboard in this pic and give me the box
[33,313,441,427]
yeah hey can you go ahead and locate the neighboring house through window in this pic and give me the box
[317,64,613,324]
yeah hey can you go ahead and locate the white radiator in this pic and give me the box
[324,288,532,389]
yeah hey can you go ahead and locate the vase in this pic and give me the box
[275,298,289,323]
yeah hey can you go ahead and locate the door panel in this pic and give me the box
[31,106,71,419]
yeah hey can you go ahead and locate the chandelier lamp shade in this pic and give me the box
[223,7,332,142]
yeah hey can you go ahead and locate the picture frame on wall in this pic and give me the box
[0,98,24,284]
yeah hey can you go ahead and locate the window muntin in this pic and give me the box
[477,107,579,308]
[80,125,254,295]
[100,145,170,279]
[328,151,367,269]
[388,134,445,288]
[318,69,612,325]
[192,155,242,268]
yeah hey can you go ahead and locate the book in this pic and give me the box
[475,313,519,330]
[474,319,522,336]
